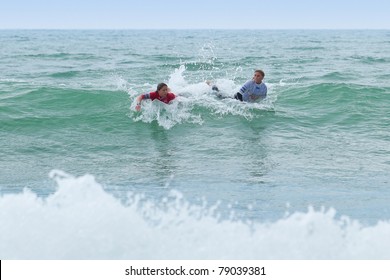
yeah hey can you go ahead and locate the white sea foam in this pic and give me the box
[1,171,390,260]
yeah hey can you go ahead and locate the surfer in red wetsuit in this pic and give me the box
[135,83,176,111]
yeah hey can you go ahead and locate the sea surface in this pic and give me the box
[1,29,390,259]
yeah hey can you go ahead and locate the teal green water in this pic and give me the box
[1,30,390,224]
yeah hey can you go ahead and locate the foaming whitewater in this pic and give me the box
[128,65,275,129]
[1,171,390,260]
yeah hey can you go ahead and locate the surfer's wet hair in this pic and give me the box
[255,70,265,77]
[157,83,168,91]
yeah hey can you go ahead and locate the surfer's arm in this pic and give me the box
[135,93,150,111]
[239,80,251,94]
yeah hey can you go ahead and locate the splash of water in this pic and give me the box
[1,170,390,259]
[128,65,275,129]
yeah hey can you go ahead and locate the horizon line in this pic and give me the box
[0,27,389,31]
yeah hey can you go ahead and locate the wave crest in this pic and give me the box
[1,171,390,259]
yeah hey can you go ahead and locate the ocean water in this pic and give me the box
[1,30,390,259]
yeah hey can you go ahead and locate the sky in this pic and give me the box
[0,0,389,29]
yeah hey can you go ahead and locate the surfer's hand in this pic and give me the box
[135,104,141,111]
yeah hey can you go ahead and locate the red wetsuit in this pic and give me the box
[143,91,176,104]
